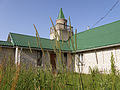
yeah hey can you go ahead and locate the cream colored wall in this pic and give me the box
[50,29,70,41]
[50,33,55,40]
[113,48,120,70]
[56,19,67,25]
[75,47,120,74]
[75,54,80,72]
[59,30,69,41]
[50,18,71,41]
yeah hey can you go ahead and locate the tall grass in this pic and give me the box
[1,58,120,90]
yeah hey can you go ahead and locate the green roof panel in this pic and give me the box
[57,8,65,19]
[9,33,71,51]
[69,20,120,51]
[6,20,120,52]
[0,41,13,46]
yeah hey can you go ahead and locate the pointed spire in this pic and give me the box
[57,8,65,19]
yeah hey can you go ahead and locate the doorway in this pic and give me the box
[50,53,56,71]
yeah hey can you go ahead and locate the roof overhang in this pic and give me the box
[12,45,72,53]
[72,43,120,53]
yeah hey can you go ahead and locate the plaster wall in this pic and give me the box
[20,49,51,68]
[0,47,15,63]
[41,51,51,68]
[75,47,120,74]
[20,49,37,66]
[56,19,67,25]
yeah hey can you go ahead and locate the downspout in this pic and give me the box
[15,47,22,65]
[15,47,18,64]
[18,48,22,65]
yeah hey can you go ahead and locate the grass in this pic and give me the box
[0,56,120,90]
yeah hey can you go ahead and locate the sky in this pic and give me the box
[0,0,120,41]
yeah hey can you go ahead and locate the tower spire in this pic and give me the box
[57,8,65,19]
[50,8,73,41]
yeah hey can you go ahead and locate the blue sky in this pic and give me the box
[0,0,120,41]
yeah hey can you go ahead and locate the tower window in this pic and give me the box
[64,22,65,29]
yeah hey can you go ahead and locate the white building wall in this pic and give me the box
[97,51,105,72]
[75,54,79,72]
[83,51,97,73]
[102,49,111,73]
[75,47,120,74]
[114,48,120,70]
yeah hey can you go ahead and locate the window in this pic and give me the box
[37,51,42,66]
[64,22,65,29]
[64,53,67,65]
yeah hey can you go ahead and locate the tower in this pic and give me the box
[50,8,73,41]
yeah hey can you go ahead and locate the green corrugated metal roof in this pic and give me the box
[6,20,120,52]
[9,33,71,51]
[0,41,13,46]
[69,20,120,51]
[57,8,65,19]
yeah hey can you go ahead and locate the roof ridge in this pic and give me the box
[9,32,68,42]
[76,20,120,36]
[10,32,52,40]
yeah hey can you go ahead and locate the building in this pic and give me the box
[0,8,120,73]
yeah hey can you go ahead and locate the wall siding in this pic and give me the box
[75,47,120,74]
[20,49,51,68]
[0,47,15,63]
[20,49,37,66]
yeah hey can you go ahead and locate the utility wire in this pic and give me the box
[91,0,120,28]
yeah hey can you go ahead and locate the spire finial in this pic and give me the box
[57,8,65,19]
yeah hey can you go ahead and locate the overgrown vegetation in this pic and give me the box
[0,54,120,90]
